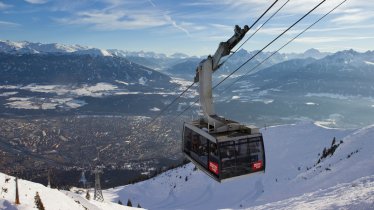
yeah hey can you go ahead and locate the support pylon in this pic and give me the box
[93,167,104,202]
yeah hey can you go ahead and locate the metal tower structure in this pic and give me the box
[93,167,104,202]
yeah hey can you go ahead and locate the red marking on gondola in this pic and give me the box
[209,161,219,175]
[251,160,263,171]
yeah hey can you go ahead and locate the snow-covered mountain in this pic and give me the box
[0,53,172,86]
[102,122,374,210]
[0,51,184,115]
[229,49,374,97]
[0,40,330,75]
[165,48,330,80]
[108,49,168,59]
[0,40,191,61]
[0,40,112,57]
[0,172,137,210]
[285,48,331,60]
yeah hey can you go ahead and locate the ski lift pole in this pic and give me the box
[15,176,20,204]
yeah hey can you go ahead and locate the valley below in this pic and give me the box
[0,114,185,188]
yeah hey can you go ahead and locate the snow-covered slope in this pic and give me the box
[250,175,374,210]
[103,122,374,210]
[1,122,373,209]
[0,173,136,210]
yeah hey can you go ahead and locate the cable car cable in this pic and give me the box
[248,0,279,31]
[146,81,196,126]
[142,0,280,127]
[174,0,332,120]
[222,0,291,65]
[213,0,326,90]
[220,0,349,95]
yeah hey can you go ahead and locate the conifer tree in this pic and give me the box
[85,190,90,200]
[137,203,141,208]
[34,192,45,210]
[118,200,123,205]
[127,199,132,207]
[331,137,336,146]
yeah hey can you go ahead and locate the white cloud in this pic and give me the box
[332,12,374,24]
[294,36,374,44]
[58,9,168,30]
[163,14,190,36]
[210,24,233,32]
[0,1,12,10]
[0,20,20,27]
[147,0,156,7]
[56,0,194,36]
[24,0,48,4]
[305,24,374,33]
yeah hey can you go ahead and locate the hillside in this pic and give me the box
[0,53,171,87]
[103,122,374,210]
[0,172,137,210]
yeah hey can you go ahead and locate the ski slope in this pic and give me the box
[103,122,374,210]
[0,173,136,210]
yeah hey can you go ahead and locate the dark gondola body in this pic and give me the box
[183,121,265,182]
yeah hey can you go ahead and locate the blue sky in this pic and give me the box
[0,0,373,56]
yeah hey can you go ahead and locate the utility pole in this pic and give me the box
[47,169,51,188]
[79,170,87,188]
[15,177,20,204]
[93,167,104,202]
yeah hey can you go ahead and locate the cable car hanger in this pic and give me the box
[193,25,258,133]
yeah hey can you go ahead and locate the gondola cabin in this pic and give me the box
[183,120,265,182]
[182,25,266,182]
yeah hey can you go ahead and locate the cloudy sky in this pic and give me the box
[0,0,373,56]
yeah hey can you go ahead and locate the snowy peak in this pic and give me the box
[169,52,189,59]
[0,40,112,57]
[108,49,168,59]
[322,49,374,68]
[303,48,327,59]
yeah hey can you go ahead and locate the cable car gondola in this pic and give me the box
[182,25,266,182]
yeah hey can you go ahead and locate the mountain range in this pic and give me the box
[222,49,374,97]
[0,39,373,127]
[0,40,329,74]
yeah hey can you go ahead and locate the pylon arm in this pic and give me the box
[211,25,249,72]
[194,25,249,82]
[194,25,250,131]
